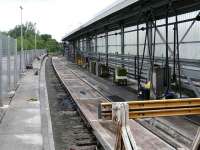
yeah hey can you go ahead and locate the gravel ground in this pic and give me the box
[45,58,97,150]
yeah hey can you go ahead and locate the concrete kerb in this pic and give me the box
[39,56,55,150]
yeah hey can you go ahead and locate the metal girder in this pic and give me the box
[99,98,200,120]
[105,31,109,66]
[95,34,97,54]
[169,11,200,58]
[121,24,125,55]
[121,24,125,67]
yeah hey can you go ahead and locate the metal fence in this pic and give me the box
[0,33,46,106]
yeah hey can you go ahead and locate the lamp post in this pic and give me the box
[0,33,2,106]
[20,5,23,72]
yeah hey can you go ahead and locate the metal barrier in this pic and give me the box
[0,33,47,106]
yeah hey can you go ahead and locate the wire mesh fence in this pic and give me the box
[0,33,47,106]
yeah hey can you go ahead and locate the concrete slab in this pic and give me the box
[0,56,47,150]
[0,134,42,150]
[0,108,41,134]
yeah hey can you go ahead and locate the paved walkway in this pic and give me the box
[0,58,45,150]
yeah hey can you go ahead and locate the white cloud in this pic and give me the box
[0,0,117,41]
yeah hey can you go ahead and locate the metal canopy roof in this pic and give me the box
[62,0,138,40]
[62,0,200,41]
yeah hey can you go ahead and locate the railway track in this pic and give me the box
[184,116,200,126]
[138,117,199,149]
[63,59,200,150]
[45,58,99,150]
[49,56,200,150]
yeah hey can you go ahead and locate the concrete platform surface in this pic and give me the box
[0,55,54,150]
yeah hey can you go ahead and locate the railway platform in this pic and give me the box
[0,55,54,150]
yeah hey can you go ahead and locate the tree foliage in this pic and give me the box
[6,22,62,52]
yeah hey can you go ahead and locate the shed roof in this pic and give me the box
[62,0,200,41]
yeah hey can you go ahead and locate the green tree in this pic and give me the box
[41,34,51,42]
[6,21,62,53]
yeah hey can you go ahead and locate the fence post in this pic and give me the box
[7,36,11,92]
[14,39,18,89]
[0,34,3,106]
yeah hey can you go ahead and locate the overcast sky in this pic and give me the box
[0,0,118,41]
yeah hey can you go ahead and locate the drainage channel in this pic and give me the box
[45,58,100,150]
